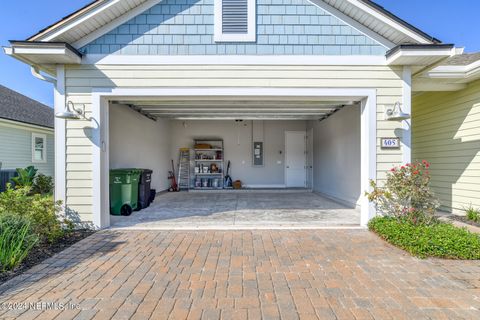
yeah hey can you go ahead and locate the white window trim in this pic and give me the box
[214,0,256,42]
[32,133,47,163]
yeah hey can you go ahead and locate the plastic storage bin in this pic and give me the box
[109,169,142,216]
[138,169,153,209]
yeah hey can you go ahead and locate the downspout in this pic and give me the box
[31,65,57,84]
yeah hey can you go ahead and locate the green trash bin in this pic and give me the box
[109,169,142,216]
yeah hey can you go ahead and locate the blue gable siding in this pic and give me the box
[81,0,387,55]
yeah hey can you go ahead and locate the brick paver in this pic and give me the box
[0,230,479,319]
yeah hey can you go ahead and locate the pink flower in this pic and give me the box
[413,170,419,175]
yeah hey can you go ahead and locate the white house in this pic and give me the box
[4,0,463,228]
[0,85,54,190]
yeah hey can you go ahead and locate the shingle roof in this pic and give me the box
[443,53,480,66]
[0,85,54,129]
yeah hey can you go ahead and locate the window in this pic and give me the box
[32,133,47,163]
[214,0,256,42]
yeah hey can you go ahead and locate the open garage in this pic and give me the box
[104,89,368,229]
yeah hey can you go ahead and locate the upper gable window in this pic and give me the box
[214,0,256,42]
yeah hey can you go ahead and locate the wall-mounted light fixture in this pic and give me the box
[385,102,411,121]
[55,101,85,120]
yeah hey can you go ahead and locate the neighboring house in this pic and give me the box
[0,85,54,190]
[4,0,468,228]
[413,54,480,214]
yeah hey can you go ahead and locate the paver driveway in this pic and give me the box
[0,230,479,319]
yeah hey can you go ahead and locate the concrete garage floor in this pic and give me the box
[110,191,361,229]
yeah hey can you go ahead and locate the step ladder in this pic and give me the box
[177,148,190,190]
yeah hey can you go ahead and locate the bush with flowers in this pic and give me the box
[366,160,480,259]
[366,160,440,225]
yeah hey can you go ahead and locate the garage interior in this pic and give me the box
[108,97,362,228]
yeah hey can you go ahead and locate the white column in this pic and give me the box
[92,95,110,228]
[402,66,412,164]
[54,65,66,209]
[360,94,377,226]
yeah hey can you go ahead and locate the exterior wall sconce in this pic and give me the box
[55,101,85,120]
[385,102,411,121]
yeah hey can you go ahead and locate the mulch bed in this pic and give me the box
[0,229,95,284]
[448,215,480,228]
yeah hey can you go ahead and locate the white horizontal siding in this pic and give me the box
[0,123,54,177]
[413,79,480,214]
[64,64,404,221]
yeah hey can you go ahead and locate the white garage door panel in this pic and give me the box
[285,131,306,187]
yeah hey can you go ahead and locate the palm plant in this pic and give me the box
[11,166,38,188]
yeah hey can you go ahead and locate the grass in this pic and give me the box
[368,216,480,259]
[0,216,38,272]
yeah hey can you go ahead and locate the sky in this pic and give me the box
[0,0,479,107]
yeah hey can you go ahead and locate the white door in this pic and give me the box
[285,131,306,187]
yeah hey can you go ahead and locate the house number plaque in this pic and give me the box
[381,138,400,149]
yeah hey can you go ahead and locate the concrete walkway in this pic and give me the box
[110,192,361,229]
[0,230,479,319]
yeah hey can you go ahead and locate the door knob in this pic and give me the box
[286,166,290,168]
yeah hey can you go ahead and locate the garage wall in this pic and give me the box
[63,64,403,222]
[170,120,307,187]
[311,106,361,207]
[109,104,171,191]
[413,79,480,214]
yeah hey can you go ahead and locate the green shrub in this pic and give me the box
[11,166,38,188]
[366,160,439,225]
[32,174,54,195]
[465,206,480,223]
[0,185,63,242]
[0,214,38,271]
[368,216,480,259]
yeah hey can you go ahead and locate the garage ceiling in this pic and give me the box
[112,99,357,120]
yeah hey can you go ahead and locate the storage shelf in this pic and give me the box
[194,139,224,190]
[195,173,223,175]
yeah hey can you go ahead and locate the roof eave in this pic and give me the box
[426,60,480,81]
[386,44,455,66]
[27,0,108,42]
[357,0,441,44]
[4,41,82,66]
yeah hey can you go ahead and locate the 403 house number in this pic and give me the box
[381,138,400,149]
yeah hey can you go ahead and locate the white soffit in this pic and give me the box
[321,0,439,45]
[28,0,162,47]
[386,45,455,66]
[27,0,438,49]
[413,57,480,92]
[426,60,480,81]
[4,43,82,66]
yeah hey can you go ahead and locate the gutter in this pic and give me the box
[31,66,56,84]
[426,60,480,80]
